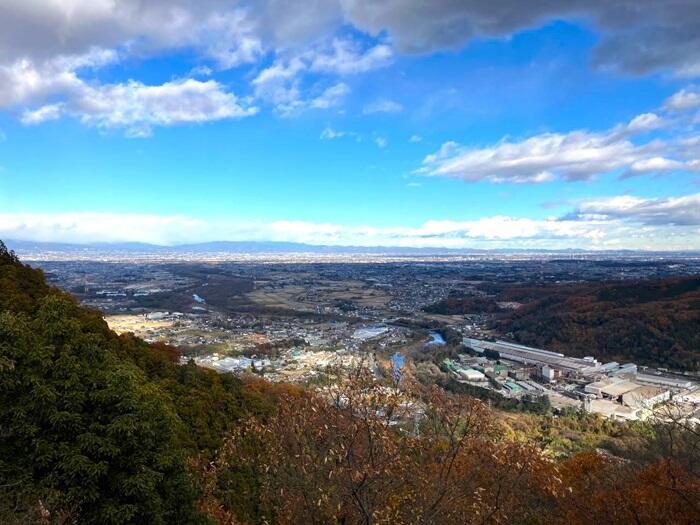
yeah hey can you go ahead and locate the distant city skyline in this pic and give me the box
[1,1,700,250]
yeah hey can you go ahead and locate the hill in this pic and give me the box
[494,277,700,370]
[0,241,285,523]
[2,240,699,524]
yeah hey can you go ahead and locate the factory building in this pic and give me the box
[459,368,486,382]
[464,338,601,376]
[583,377,670,420]
[622,386,670,410]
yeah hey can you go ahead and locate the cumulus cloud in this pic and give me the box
[665,87,700,111]
[0,3,376,128]
[0,49,257,135]
[420,131,635,184]
[0,56,88,108]
[572,193,700,226]
[75,79,257,136]
[420,102,700,184]
[2,1,700,134]
[13,71,257,136]
[626,112,665,133]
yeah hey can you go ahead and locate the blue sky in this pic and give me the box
[1,1,700,250]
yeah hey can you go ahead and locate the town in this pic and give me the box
[24,252,700,424]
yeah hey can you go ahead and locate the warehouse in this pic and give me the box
[622,386,670,409]
[585,379,640,400]
[464,338,601,376]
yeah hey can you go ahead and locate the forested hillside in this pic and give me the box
[0,241,285,523]
[494,277,700,370]
[2,241,700,524]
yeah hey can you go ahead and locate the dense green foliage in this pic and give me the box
[0,242,274,523]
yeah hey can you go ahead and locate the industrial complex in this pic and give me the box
[459,337,699,421]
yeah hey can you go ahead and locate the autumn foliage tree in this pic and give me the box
[199,366,700,525]
[199,368,559,524]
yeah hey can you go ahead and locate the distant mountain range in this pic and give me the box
[5,239,700,257]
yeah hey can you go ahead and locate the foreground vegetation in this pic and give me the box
[1,241,699,524]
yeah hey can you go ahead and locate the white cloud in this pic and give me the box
[626,112,664,133]
[1,50,257,135]
[260,80,349,117]
[0,4,383,129]
[190,65,213,77]
[15,75,257,136]
[307,38,392,75]
[198,10,263,69]
[268,81,349,117]
[74,79,257,136]
[4,194,700,250]
[2,1,700,136]
[309,82,350,109]
[420,104,700,184]
[252,37,389,114]
[320,126,362,142]
[409,134,422,143]
[0,212,208,246]
[373,135,387,148]
[629,157,686,173]
[251,57,306,113]
[253,58,306,90]
[573,193,700,226]
[1,1,699,93]
[421,132,634,183]
[665,87,700,111]
[320,127,345,139]
[20,103,64,125]
[363,99,403,114]
[0,57,85,108]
